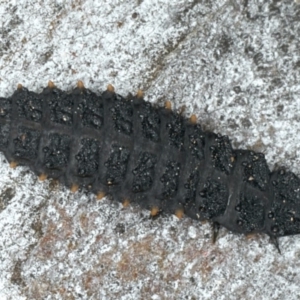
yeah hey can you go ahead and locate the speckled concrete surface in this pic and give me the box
[0,0,300,299]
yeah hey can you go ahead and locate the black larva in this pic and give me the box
[0,81,299,252]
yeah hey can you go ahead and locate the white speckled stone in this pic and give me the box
[0,0,300,299]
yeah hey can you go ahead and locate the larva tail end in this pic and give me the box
[212,222,220,244]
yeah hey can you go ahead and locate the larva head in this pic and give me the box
[266,169,300,237]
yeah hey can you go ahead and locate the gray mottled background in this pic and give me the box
[0,0,300,299]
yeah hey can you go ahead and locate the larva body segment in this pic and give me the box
[0,82,300,251]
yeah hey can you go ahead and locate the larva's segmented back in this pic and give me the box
[1,81,300,252]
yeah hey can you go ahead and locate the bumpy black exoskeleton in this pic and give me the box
[0,82,299,252]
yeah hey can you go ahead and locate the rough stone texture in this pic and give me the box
[0,0,300,299]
